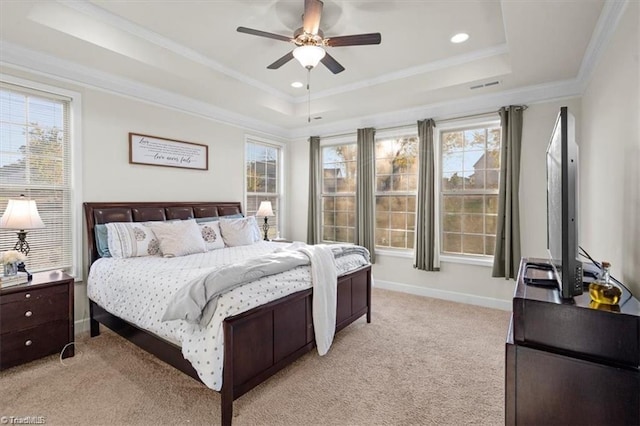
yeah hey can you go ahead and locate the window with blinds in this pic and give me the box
[245,140,281,239]
[0,84,74,273]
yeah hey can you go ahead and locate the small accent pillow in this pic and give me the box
[198,220,225,250]
[219,216,260,247]
[147,219,206,258]
[95,224,111,258]
[106,222,160,258]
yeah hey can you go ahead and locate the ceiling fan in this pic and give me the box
[237,0,382,74]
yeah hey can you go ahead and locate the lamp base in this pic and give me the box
[263,217,269,241]
[14,230,31,255]
[16,262,32,281]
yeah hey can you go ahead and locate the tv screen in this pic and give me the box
[546,107,583,299]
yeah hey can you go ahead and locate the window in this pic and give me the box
[440,123,501,257]
[375,134,418,250]
[245,139,282,239]
[0,82,77,274]
[321,143,357,243]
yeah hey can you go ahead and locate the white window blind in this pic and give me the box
[245,140,281,239]
[0,84,73,273]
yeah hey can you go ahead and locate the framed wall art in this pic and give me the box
[129,133,208,170]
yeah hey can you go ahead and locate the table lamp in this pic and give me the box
[1,194,45,256]
[255,201,275,241]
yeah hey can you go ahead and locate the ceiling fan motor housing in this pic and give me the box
[293,27,324,46]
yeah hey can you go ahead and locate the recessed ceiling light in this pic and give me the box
[450,33,469,44]
[291,81,304,88]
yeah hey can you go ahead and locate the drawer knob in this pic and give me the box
[25,311,33,317]
[25,293,31,299]
[25,340,32,346]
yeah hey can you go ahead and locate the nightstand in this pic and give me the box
[0,271,74,370]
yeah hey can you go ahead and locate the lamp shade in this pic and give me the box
[293,45,326,69]
[256,201,275,217]
[0,196,45,230]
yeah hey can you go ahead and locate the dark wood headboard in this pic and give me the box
[83,201,242,265]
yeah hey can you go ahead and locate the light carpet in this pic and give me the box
[1,288,511,425]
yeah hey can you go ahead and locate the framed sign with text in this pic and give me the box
[129,133,208,170]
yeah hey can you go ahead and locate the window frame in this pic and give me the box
[243,135,285,239]
[436,116,501,265]
[373,127,419,254]
[0,75,82,278]
[319,136,357,244]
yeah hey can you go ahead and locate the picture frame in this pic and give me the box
[129,133,208,171]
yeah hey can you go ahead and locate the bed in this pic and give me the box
[83,201,372,425]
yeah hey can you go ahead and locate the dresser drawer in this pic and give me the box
[0,288,69,333]
[0,320,69,370]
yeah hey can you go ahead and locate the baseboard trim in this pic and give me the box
[75,317,90,335]
[374,279,512,311]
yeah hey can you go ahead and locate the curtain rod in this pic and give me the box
[318,106,527,140]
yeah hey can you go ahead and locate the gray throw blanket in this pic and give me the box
[162,243,370,327]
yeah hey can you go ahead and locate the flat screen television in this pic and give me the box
[546,106,583,299]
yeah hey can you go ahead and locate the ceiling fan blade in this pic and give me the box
[267,51,295,70]
[237,26,292,43]
[320,52,345,74]
[326,33,382,47]
[303,0,323,35]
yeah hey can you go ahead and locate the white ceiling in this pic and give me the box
[0,0,620,138]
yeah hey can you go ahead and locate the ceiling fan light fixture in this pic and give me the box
[293,45,326,69]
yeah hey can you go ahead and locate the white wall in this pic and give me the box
[581,1,639,294]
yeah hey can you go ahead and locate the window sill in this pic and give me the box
[375,248,414,259]
[440,254,494,268]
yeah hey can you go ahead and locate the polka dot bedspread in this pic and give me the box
[87,241,370,391]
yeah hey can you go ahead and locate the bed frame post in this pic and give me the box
[221,322,234,426]
[89,300,100,337]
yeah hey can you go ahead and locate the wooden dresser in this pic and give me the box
[0,271,74,370]
[506,258,640,425]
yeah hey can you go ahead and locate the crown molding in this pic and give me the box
[576,0,629,91]
[294,44,510,103]
[0,41,290,138]
[289,78,583,139]
[57,0,293,103]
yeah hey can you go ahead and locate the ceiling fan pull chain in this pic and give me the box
[307,67,311,123]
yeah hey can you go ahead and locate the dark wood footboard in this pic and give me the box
[220,264,371,425]
[89,264,371,425]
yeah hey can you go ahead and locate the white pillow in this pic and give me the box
[198,221,225,250]
[106,222,160,258]
[147,219,206,258]
[219,216,260,247]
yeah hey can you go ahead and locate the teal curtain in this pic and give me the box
[414,119,439,271]
[492,106,524,279]
[356,128,376,263]
[307,136,321,244]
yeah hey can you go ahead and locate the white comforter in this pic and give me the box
[87,241,369,391]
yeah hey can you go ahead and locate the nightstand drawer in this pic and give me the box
[0,289,69,333]
[0,320,69,370]
[0,282,67,305]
